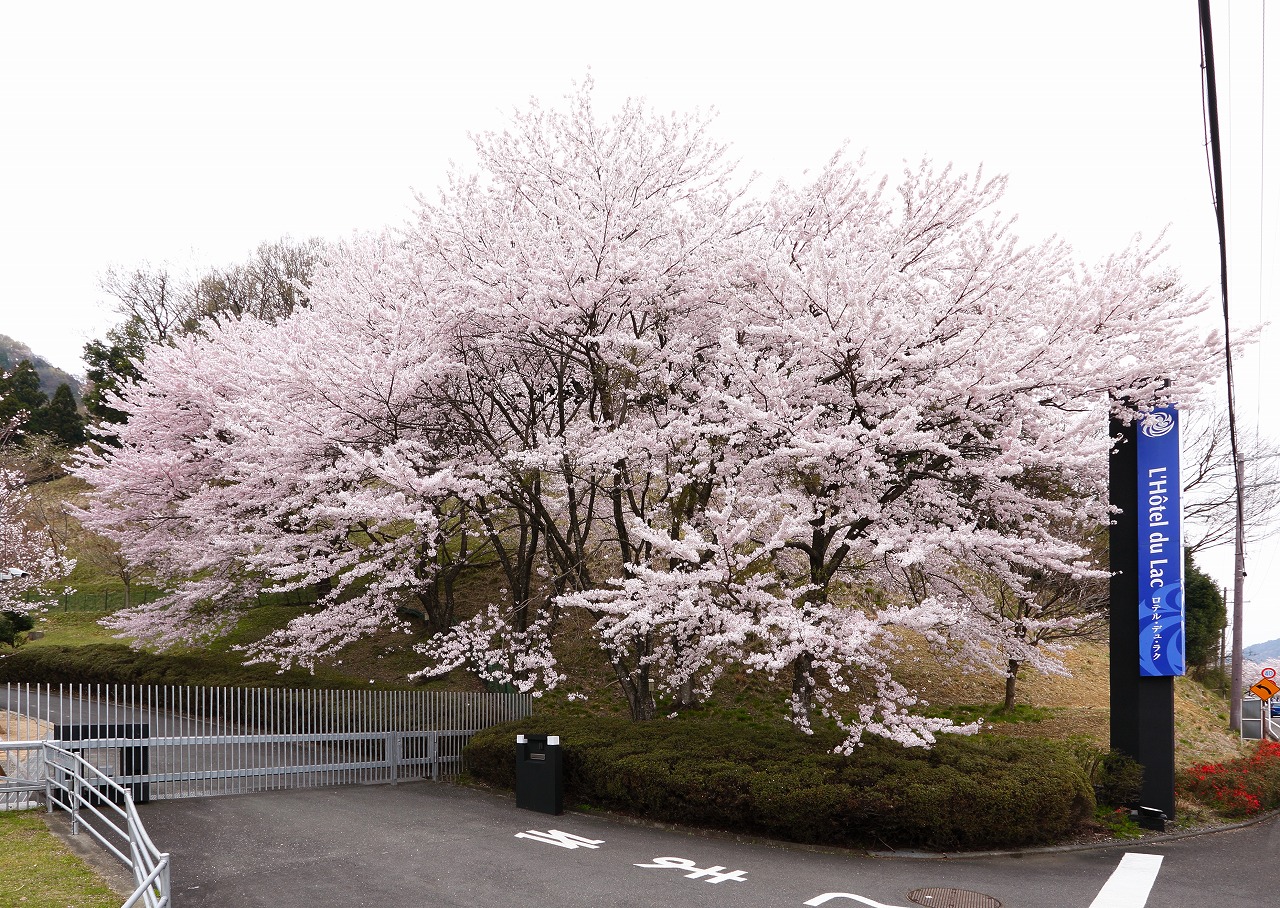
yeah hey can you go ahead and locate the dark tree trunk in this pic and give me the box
[615,662,656,720]
[675,679,698,709]
[792,652,815,722]
[1004,658,1021,710]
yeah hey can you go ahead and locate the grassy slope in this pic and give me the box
[17,605,1245,770]
[890,637,1247,768]
[0,811,121,908]
[14,473,1246,768]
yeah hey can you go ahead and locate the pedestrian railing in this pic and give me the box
[43,742,170,908]
[0,740,171,907]
[0,739,45,810]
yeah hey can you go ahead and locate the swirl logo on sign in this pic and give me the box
[1141,411,1175,438]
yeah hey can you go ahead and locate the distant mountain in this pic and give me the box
[1243,639,1280,664]
[0,335,82,401]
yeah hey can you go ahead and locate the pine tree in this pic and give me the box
[29,383,85,447]
[0,360,47,441]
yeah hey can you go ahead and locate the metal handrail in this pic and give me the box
[40,742,170,908]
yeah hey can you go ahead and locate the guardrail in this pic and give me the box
[0,739,45,809]
[1,740,169,908]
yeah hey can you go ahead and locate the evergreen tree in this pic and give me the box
[29,383,86,447]
[1183,548,1226,672]
[83,321,147,435]
[0,360,48,440]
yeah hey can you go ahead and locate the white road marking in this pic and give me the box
[804,893,909,907]
[1088,852,1164,908]
[513,829,605,849]
[633,856,748,883]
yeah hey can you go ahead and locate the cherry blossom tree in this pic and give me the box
[0,391,74,613]
[77,239,488,662]
[76,84,1221,750]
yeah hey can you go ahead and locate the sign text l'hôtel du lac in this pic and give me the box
[1136,407,1186,677]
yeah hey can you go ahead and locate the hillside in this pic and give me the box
[15,605,1247,772]
[0,333,82,400]
[1244,638,1280,664]
[11,477,1249,774]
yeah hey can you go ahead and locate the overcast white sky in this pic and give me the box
[2,2,1277,644]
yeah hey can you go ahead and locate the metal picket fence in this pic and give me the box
[0,683,533,802]
[0,682,531,908]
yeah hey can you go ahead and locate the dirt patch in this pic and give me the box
[0,710,49,742]
[884,638,1245,769]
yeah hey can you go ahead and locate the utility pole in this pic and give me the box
[1198,0,1246,730]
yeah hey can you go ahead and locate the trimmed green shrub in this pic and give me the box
[1067,742,1144,808]
[1095,750,1144,807]
[0,643,325,688]
[465,714,1094,850]
[0,610,35,647]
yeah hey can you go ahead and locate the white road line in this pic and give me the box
[804,894,908,907]
[1088,852,1164,908]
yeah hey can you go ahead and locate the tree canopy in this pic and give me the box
[0,362,85,450]
[82,236,324,438]
[1183,548,1227,672]
[76,86,1219,751]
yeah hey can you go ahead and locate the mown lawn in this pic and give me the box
[0,810,120,908]
[22,612,122,650]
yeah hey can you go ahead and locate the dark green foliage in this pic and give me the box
[0,610,35,647]
[0,643,330,688]
[1,360,86,450]
[0,360,48,429]
[1183,549,1226,671]
[82,324,146,433]
[28,383,85,447]
[1066,742,1144,808]
[1095,751,1144,807]
[465,714,1094,850]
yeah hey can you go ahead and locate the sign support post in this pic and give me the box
[1110,408,1184,819]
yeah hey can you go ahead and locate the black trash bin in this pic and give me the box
[53,723,150,806]
[515,734,563,815]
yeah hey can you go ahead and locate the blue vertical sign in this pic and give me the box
[1136,407,1185,676]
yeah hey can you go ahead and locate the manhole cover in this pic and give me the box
[907,888,1002,908]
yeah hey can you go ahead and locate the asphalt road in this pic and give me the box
[100,780,1275,908]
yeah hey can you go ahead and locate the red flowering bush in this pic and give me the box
[1177,741,1280,817]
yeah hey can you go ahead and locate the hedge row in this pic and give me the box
[0,643,327,689]
[465,714,1094,850]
